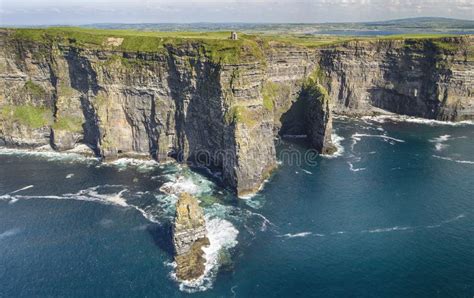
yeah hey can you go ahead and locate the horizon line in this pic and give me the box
[2,16,474,27]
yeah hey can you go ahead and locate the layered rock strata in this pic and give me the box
[318,37,474,120]
[1,29,473,194]
[172,192,209,281]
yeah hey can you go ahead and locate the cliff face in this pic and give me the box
[1,30,473,194]
[319,36,474,121]
[0,29,333,195]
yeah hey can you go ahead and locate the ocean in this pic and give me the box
[1,116,473,297]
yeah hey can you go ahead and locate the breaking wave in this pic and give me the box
[432,155,474,165]
[350,133,404,152]
[0,146,98,163]
[0,185,161,223]
[361,115,474,126]
[347,161,366,172]
[362,226,412,233]
[279,214,468,239]
[160,170,215,197]
[175,217,239,293]
[0,228,22,240]
[429,135,451,151]
[321,133,345,158]
[352,133,405,143]
[241,194,266,209]
[279,232,312,238]
[104,158,160,173]
[9,185,34,194]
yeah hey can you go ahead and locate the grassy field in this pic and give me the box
[5,27,471,63]
[8,27,266,63]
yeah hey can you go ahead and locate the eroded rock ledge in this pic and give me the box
[172,192,209,281]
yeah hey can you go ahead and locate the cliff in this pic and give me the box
[172,192,209,281]
[319,36,474,120]
[1,28,473,194]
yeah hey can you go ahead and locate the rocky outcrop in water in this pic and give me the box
[0,29,472,194]
[172,192,209,281]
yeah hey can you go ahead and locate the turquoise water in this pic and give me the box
[1,117,473,297]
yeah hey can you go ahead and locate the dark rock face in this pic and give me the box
[1,31,472,194]
[303,84,335,154]
[319,37,474,121]
[172,192,209,281]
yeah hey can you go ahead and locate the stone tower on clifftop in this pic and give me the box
[230,32,238,40]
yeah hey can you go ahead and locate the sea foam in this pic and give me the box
[352,133,405,143]
[279,232,312,238]
[0,146,98,164]
[429,135,451,151]
[361,115,474,126]
[321,133,345,158]
[432,155,474,165]
[347,161,367,172]
[0,228,21,240]
[176,217,239,293]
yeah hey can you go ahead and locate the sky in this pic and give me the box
[1,0,473,25]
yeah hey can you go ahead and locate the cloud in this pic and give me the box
[1,0,473,25]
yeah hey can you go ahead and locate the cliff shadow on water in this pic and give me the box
[147,222,175,257]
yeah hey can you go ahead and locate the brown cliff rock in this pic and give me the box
[172,192,209,281]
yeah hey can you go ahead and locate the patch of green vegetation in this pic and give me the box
[432,40,460,52]
[303,72,330,103]
[224,106,239,125]
[201,38,264,64]
[402,39,426,51]
[52,115,83,132]
[100,54,147,69]
[24,80,46,98]
[1,105,53,129]
[57,82,75,98]
[262,82,279,111]
[93,94,108,108]
[307,67,327,85]
[467,46,474,61]
[229,69,241,88]
[225,105,258,127]
[261,34,353,48]
[380,34,458,40]
[265,33,464,50]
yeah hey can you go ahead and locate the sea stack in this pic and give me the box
[172,192,210,281]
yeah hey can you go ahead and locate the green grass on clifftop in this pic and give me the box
[6,27,471,63]
[9,27,265,64]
